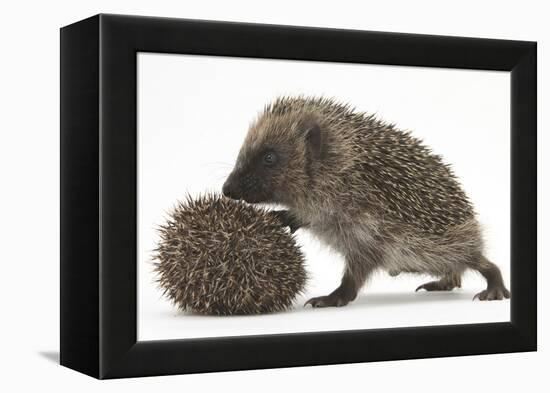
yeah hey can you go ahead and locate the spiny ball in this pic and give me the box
[153,194,307,315]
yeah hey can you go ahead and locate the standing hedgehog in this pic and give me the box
[222,96,510,307]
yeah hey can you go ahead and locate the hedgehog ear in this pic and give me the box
[301,122,323,159]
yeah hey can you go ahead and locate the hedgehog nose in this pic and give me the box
[222,182,231,197]
[222,179,238,199]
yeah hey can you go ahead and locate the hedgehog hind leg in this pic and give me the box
[470,255,510,301]
[415,272,462,292]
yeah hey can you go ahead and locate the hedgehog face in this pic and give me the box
[222,146,282,203]
[223,112,323,206]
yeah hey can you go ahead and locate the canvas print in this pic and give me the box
[137,53,510,341]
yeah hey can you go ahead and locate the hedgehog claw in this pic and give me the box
[473,287,510,301]
[415,275,461,292]
[415,284,427,292]
[305,295,349,308]
[415,281,455,292]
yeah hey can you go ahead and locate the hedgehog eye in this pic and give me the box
[263,151,278,166]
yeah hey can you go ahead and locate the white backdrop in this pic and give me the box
[137,53,510,341]
[0,1,546,392]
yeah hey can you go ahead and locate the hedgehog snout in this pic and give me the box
[222,176,241,200]
[224,168,271,203]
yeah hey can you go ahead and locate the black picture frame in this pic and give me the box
[60,14,537,379]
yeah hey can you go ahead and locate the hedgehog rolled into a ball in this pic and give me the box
[153,194,307,315]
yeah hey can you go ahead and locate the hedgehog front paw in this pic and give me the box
[305,294,350,308]
[473,287,510,301]
[270,210,304,233]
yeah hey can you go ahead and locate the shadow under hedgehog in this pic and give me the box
[222,96,510,308]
